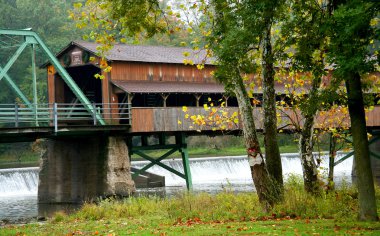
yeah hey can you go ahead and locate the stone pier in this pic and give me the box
[38,136,135,203]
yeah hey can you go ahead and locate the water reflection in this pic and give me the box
[0,195,37,222]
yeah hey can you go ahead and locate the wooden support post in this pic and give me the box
[177,133,193,190]
[161,93,169,107]
[194,94,202,107]
[223,95,229,107]
[127,93,134,104]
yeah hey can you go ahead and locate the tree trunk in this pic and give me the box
[328,133,336,191]
[299,73,323,195]
[261,23,283,191]
[234,76,281,211]
[299,114,321,194]
[345,72,378,221]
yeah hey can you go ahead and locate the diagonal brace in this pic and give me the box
[0,41,28,81]
[334,151,353,166]
[133,149,186,179]
[0,65,32,108]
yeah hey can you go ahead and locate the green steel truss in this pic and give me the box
[0,29,105,125]
[334,131,380,166]
[129,133,193,190]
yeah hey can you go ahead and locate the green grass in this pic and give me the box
[1,176,379,235]
[2,218,380,235]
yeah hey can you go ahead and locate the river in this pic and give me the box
[0,153,353,222]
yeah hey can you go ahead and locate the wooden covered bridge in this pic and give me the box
[0,29,379,204]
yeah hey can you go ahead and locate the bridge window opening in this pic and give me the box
[166,94,196,107]
[130,94,163,107]
[227,96,238,107]
[199,94,235,107]
[63,65,102,104]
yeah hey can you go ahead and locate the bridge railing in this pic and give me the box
[0,103,131,132]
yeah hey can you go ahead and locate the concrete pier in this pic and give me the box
[38,136,135,203]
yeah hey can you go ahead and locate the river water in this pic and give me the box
[0,153,353,222]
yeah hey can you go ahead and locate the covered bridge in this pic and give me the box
[43,41,242,133]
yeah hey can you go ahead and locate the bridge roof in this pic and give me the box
[112,80,225,94]
[46,41,215,66]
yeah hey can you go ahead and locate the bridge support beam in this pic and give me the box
[38,136,135,204]
[129,132,193,190]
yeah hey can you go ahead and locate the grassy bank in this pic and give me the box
[1,176,379,235]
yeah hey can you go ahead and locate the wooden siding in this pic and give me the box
[47,65,55,104]
[131,106,380,133]
[110,61,216,83]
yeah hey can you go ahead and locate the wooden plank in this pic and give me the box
[131,108,153,132]
[110,61,218,84]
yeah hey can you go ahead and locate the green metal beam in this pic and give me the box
[0,29,105,125]
[132,147,180,178]
[133,149,186,179]
[177,133,192,190]
[334,151,354,166]
[0,65,32,108]
[334,135,380,166]
[31,43,38,126]
[0,41,28,81]
[132,144,179,151]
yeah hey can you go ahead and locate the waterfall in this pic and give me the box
[132,153,353,188]
[0,153,353,196]
[0,167,39,197]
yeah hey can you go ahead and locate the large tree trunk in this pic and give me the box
[234,76,281,211]
[261,23,283,191]
[345,72,378,221]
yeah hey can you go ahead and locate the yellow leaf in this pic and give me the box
[196,64,204,70]
[182,106,188,112]
[178,120,182,125]
[204,104,210,111]
[185,114,189,119]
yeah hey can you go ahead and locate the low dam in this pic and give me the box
[0,153,354,221]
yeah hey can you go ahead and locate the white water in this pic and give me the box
[0,154,353,196]
[0,167,39,197]
[132,153,353,189]
[0,154,353,220]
